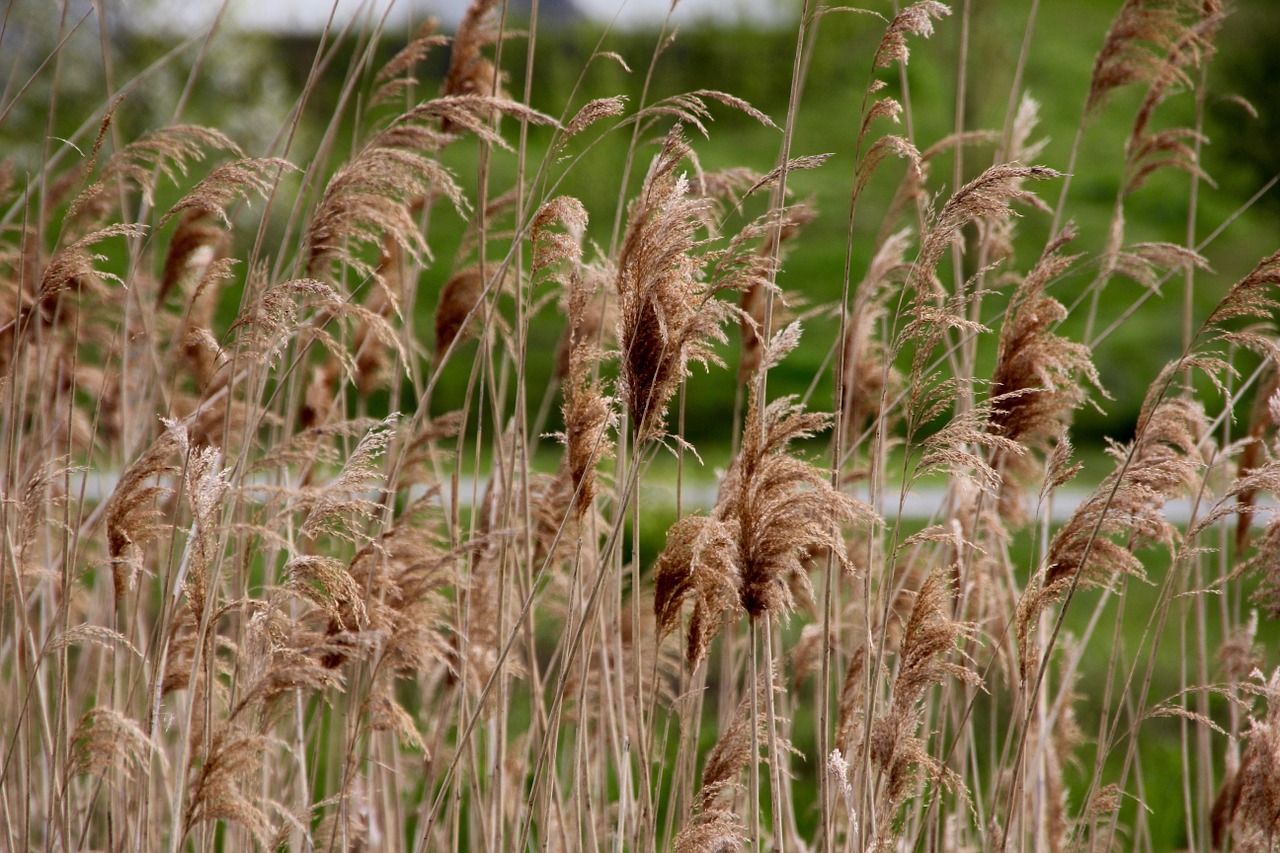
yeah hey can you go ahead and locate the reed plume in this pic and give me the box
[68,125,242,225]
[988,226,1101,524]
[738,203,814,381]
[671,680,772,853]
[657,367,873,675]
[1016,395,1207,680]
[615,126,735,443]
[841,228,910,443]
[553,257,617,518]
[103,426,180,606]
[1211,669,1280,851]
[866,569,979,846]
[1086,0,1194,116]
[444,0,503,102]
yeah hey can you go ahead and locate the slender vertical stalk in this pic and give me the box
[749,618,762,851]
[763,617,786,853]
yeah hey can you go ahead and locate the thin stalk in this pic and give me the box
[763,617,786,853]
[749,618,762,851]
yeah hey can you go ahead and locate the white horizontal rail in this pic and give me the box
[61,470,1268,526]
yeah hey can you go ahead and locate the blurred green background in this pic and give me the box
[4,1,1277,462]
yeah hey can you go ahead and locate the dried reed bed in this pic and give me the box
[2,1,1279,851]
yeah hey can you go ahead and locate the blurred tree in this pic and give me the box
[1210,4,1280,212]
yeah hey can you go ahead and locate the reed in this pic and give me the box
[2,1,1278,850]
